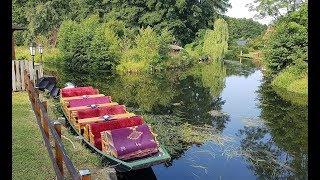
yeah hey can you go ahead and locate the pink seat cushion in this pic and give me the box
[61,86,93,93]
[68,96,111,107]
[62,89,99,98]
[89,116,144,150]
[77,105,126,119]
[102,124,159,159]
[61,86,93,97]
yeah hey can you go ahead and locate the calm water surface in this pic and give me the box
[61,59,308,179]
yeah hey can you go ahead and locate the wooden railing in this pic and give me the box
[12,60,43,92]
[24,69,91,180]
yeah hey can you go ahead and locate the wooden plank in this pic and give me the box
[15,60,21,90]
[40,64,44,77]
[24,60,29,74]
[66,102,119,112]
[35,65,39,84]
[54,122,64,176]
[20,60,25,90]
[42,101,49,139]
[28,60,34,81]
[12,61,16,91]
[79,170,91,180]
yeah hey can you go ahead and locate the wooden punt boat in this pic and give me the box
[59,86,171,172]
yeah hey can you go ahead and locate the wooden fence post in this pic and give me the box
[35,87,41,117]
[12,61,16,91]
[79,170,91,180]
[30,81,35,103]
[54,121,63,176]
[41,101,49,139]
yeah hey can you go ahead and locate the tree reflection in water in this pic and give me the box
[58,59,231,166]
[237,80,308,179]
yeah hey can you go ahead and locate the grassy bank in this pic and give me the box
[271,65,308,95]
[12,92,56,179]
[12,91,110,179]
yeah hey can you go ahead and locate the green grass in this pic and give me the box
[287,77,308,95]
[271,64,308,96]
[12,91,110,179]
[12,92,56,179]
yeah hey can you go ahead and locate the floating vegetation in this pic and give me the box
[211,132,234,146]
[208,110,228,117]
[179,123,213,144]
[240,148,295,174]
[135,113,219,162]
[240,116,270,127]
[190,165,208,174]
[192,172,201,179]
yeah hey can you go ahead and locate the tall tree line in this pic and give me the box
[12,0,230,46]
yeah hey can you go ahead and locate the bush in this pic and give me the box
[264,7,308,76]
[271,64,308,95]
[116,26,177,72]
[58,15,121,74]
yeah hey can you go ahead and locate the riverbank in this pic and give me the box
[12,91,115,179]
[271,64,308,96]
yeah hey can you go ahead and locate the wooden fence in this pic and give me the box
[24,70,91,180]
[12,60,43,92]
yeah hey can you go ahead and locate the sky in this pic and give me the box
[224,0,273,25]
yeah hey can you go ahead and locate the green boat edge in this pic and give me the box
[60,104,171,172]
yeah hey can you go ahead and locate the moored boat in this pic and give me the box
[59,84,171,172]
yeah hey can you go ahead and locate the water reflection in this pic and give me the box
[117,167,157,180]
[237,80,308,179]
[60,60,230,158]
[54,58,307,179]
[225,59,258,77]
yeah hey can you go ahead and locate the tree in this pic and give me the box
[102,0,231,45]
[225,17,267,45]
[88,25,121,71]
[247,0,307,21]
[263,3,308,75]
[58,15,121,73]
[203,18,229,61]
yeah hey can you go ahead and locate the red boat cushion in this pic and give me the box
[89,116,144,150]
[77,105,126,119]
[61,86,93,97]
[68,96,111,107]
[61,89,99,98]
[102,124,159,160]
[94,138,102,150]
[61,86,93,93]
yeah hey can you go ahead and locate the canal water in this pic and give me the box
[60,59,308,179]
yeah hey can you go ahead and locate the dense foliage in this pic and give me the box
[58,15,121,73]
[102,0,231,45]
[264,20,307,74]
[263,3,308,95]
[247,0,307,21]
[203,19,229,61]
[223,17,267,60]
[184,18,229,61]
[225,17,267,45]
[13,0,231,46]
[117,26,174,72]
